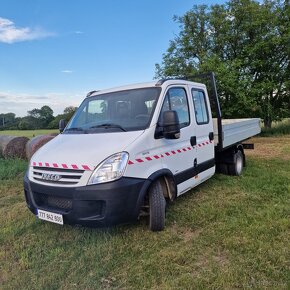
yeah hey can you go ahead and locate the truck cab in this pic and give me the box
[24,74,260,231]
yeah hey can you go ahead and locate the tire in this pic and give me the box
[148,180,166,232]
[228,150,244,176]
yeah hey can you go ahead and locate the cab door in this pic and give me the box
[157,86,197,195]
[190,87,215,181]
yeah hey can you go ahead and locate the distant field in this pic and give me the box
[0,129,58,138]
[1,135,290,289]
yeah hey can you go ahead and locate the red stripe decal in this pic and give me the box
[53,163,58,168]
[62,164,68,169]
[126,142,217,166]
[71,164,78,169]
[82,165,90,170]
[38,162,42,167]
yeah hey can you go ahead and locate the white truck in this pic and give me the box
[24,73,260,231]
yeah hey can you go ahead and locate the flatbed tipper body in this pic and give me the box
[24,72,261,231]
[213,118,261,149]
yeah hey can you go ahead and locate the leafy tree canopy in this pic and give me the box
[155,0,290,127]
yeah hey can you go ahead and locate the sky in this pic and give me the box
[0,0,225,117]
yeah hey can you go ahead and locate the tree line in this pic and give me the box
[0,106,77,130]
[155,0,289,128]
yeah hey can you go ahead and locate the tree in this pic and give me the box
[40,106,54,124]
[18,116,37,130]
[156,0,290,127]
[47,106,77,129]
[0,113,16,128]
[63,106,77,121]
[27,105,54,128]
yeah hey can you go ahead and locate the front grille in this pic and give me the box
[32,166,84,185]
[33,191,73,211]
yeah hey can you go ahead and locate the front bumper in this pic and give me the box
[23,173,148,227]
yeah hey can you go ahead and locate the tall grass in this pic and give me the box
[0,159,27,180]
[260,119,290,136]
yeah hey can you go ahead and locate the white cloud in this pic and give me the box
[61,70,74,73]
[0,17,54,44]
[74,31,84,34]
[0,91,84,116]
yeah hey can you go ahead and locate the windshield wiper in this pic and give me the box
[90,123,127,132]
[65,127,84,132]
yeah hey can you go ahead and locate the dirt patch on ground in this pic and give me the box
[245,136,290,160]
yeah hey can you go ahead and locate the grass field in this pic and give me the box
[1,136,290,289]
[0,129,58,138]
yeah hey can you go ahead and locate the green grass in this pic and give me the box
[0,129,58,138]
[261,119,290,137]
[1,138,290,289]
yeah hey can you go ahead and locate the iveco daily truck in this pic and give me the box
[24,73,260,231]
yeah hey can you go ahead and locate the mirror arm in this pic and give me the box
[154,123,164,139]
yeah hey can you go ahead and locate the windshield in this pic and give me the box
[64,87,161,134]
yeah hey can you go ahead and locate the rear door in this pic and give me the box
[190,87,215,179]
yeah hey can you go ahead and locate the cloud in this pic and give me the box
[0,17,54,44]
[0,91,83,117]
[61,70,74,74]
[74,31,84,34]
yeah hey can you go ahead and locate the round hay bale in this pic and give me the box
[26,134,57,160]
[0,135,29,159]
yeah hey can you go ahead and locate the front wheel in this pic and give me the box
[149,180,166,232]
[228,150,244,176]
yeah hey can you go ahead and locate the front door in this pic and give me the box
[157,86,197,195]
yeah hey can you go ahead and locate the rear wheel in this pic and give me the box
[148,180,166,232]
[228,150,244,176]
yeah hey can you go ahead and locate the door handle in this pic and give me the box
[209,132,214,141]
[190,136,197,146]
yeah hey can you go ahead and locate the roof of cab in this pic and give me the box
[87,79,205,98]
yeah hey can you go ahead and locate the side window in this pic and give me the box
[192,89,209,125]
[160,87,190,128]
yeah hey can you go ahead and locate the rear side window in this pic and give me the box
[160,87,190,128]
[192,89,209,125]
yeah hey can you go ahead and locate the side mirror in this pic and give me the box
[162,110,180,139]
[59,119,66,133]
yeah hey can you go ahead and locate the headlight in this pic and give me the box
[87,152,129,185]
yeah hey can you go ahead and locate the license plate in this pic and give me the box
[37,209,63,225]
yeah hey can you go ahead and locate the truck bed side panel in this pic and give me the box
[213,118,261,149]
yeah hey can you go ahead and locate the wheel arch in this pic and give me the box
[134,169,177,217]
